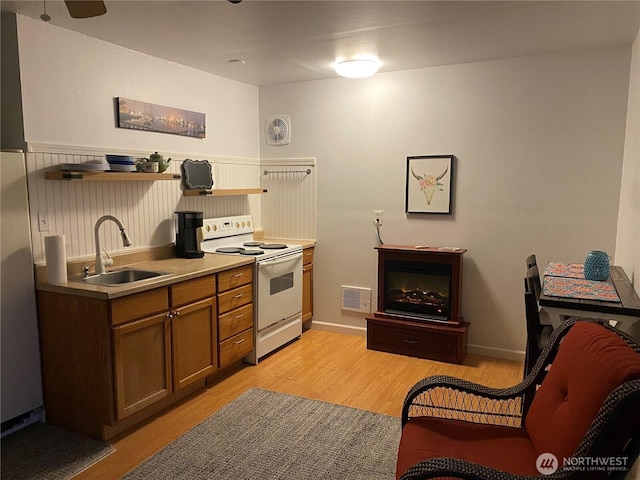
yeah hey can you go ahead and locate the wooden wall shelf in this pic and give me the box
[46,171,181,181]
[183,188,267,197]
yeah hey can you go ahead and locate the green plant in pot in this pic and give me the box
[137,152,171,173]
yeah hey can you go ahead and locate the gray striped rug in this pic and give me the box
[124,388,401,479]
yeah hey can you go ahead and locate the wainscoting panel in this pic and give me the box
[25,145,261,264]
[260,158,317,240]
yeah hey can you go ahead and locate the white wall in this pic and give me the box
[14,15,262,262]
[616,31,640,289]
[260,47,632,357]
[16,15,258,159]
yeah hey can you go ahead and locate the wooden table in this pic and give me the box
[539,265,640,334]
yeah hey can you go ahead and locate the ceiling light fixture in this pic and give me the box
[334,57,381,79]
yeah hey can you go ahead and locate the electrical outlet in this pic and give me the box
[38,212,50,232]
[373,210,383,227]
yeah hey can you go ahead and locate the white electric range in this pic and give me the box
[199,215,303,364]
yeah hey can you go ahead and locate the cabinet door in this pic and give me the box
[113,314,171,420]
[302,262,313,322]
[171,297,217,390]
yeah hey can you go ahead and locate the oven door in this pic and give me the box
[257,252,303,331]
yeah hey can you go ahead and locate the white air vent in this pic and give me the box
[265,115,291,146]
[341,286,372,313]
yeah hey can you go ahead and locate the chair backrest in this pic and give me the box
[526,254,538,269]
[526,265,542,300]
[523,277,543,380]
[525,321,640,463]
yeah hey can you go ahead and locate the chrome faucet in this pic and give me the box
[94,215,132,275]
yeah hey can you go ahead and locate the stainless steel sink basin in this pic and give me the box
[83,269,167,286]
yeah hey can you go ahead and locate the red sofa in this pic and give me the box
[396,319,640,479]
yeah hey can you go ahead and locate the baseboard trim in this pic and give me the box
[310,321,367,337]
[468,344,525,362]
[311,322,525,361]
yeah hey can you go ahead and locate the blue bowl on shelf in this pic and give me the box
[105,155,135,165]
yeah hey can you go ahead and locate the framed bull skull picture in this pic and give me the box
[405,155,454,214]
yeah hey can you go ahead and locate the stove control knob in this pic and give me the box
[235,222,240,228]
[247,220,251,227]
[241,221,245,227]
[205,225,211,232]
[213,225,217,231]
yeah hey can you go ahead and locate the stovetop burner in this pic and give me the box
[261,243,288,249]
[199,215,303,261]
[216,247,245,254]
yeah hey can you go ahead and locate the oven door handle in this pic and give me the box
[259,255,301,268]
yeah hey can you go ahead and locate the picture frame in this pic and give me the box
[405,155,454,214]
[116,97,206,139]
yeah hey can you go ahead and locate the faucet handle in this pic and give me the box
[102,248,114,268]
[82,266,90,278]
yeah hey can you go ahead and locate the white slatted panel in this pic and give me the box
[260,159,317,239]
[26,149,260,264]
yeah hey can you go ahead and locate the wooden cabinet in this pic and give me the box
[110,276,216,420]
[217,265,254,367]
[366,316,469,365]
[112,312,171,420]
[169,275,217,391]
[302,247,314,325]
[36,271,229,439]
[366,245,469,364]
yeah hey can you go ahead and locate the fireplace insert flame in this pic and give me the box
[384,261,452,321]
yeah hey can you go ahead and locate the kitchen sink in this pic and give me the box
[83,269,167,286]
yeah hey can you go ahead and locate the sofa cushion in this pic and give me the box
[396,417,538,479]
[525,322,640,460]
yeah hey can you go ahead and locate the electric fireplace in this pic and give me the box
[367,245,468,364]
[384,260,452,321]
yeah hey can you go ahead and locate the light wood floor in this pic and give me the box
[74,329,523,479]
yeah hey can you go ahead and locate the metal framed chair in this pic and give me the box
[396,318,640,480]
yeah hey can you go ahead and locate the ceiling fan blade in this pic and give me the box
[64,1,107,19]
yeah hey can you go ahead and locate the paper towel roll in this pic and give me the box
[45,235,67,284]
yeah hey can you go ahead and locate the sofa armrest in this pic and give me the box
[399,457,569,480]
[401,375,526,428]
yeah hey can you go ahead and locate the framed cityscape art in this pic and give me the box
[116,97,206,139]
[405,155,454,214]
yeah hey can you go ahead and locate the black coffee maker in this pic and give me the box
[175,211,204,258]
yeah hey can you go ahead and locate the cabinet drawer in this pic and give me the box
[303,247,314,265]
[218,284,252,315]
[366,318,468,364]
[111,287,169,326]
[217,265,253,293]
[219,328,253,367]
[218,303,253,341]
[170,275,215,308]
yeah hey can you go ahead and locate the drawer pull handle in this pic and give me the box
[234,314,244,320]
[233,273,244,278]
[233,338,245,345]
[233,294,244,299]
[404,339,419,344]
